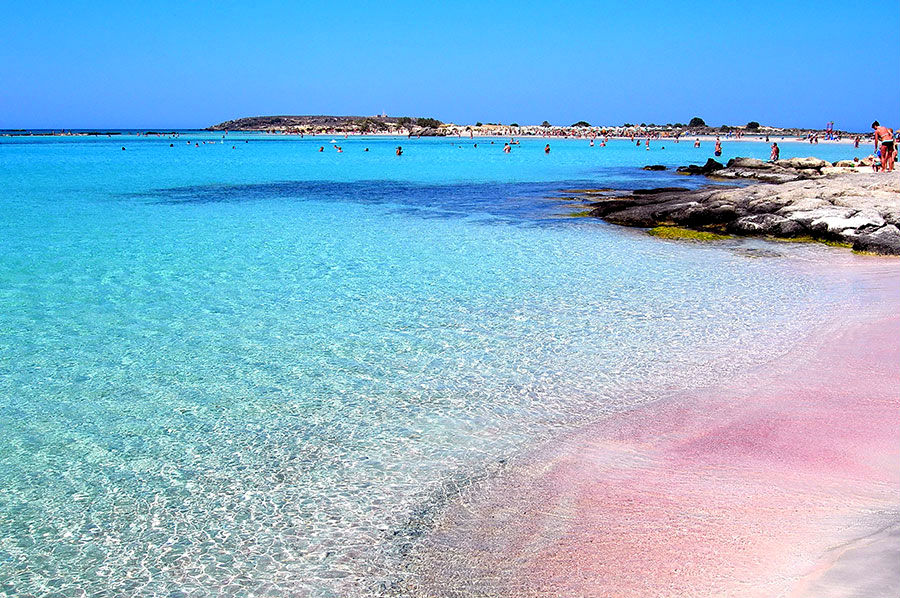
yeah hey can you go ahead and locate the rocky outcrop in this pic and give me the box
[675,156,859,183]
[642,164,667,171]
[586,171,900,254]
[407,126,445,137]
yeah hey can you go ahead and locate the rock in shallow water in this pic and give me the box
[853,225,900,255]
[584,168,900,254]
[676,158,724,175]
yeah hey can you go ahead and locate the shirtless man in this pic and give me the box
[770,142,779,161]
[872,121,894,172]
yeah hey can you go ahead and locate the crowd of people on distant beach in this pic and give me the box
[107,120,898,172]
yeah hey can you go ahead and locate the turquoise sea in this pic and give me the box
[0,134,864,596]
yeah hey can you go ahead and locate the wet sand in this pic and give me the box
[403,260,900,597]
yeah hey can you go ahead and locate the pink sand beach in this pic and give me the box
[406,259,900,597]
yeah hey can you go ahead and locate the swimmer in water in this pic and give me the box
[714,138,722,156]
[694,138,701,148]
[396,146,403,156]
[770,142,779,161]
[544,144,550,154]
[319,146,324,152]
[503,143,511,153]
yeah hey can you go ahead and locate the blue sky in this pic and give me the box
[2,1,898,131]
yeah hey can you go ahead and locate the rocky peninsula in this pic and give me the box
[584,158,900,255]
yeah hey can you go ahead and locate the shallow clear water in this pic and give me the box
[0,134,859,596]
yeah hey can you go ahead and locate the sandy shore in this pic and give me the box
[402,259,899,597]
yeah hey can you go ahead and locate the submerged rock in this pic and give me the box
[642,164,667,171]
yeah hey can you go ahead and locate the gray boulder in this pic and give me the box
[784,208,855,228]
[810,210,886,234]
[852,225,900,255]
[676,158,724,175]
[730,213,803,236]
[726,157,768,169]
[776,157,829,169]
[408,126,444,137]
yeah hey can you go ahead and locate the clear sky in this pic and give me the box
[2,1,898,131]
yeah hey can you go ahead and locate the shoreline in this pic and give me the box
[1,131,872,146]
[400,259,900,597]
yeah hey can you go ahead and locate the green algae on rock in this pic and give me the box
[647,226,730,241]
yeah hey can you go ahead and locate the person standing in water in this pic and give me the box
[396,146,403,156]
[544,144,550,154]
[872,121,895,172]
[714,138,722,156]
[770,142,779,161]
[503,143,511,153]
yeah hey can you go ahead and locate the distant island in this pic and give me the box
[207,115,444,136]
[206,115,869,138]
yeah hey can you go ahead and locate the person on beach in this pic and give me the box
[872,121,895,172]
[544,144,550,154]
[770,142,779,161]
